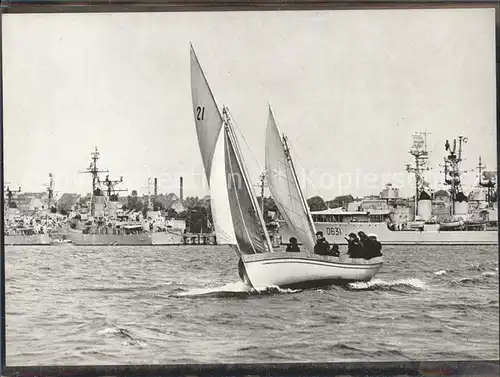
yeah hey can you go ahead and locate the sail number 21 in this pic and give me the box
[196,106,205,121]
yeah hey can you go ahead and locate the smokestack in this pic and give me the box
[180,176,184,200]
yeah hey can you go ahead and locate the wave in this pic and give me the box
[434,270,447,276]
[481,271,497,277]
[175,281,301,298]
[254,285,302,295]
[468,263,488,272]
[347,278,426,292]
[449,270,498,285]
[175,281,252,298]
[97,326,146,347]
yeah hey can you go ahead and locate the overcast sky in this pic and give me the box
[2,8,496,200]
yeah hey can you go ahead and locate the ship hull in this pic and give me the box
[151,232,184,245]
[241,252,383,290]
[279,222,498,245]
[68,233,153,246]
[4,234,52,245]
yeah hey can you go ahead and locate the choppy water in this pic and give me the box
[4,244,499,365]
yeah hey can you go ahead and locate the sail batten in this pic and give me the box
[265,107,316,252]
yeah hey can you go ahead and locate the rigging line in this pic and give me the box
[225,111,273,252]
[288,140,320,197]
[225,129,257,255]
[225,107,264,174]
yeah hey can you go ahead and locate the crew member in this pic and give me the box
[346,232,362,258]
[286,237,301,252]
[357,231,371,259]
[314,231,330,255]
[238,258,245,281]
[367,233,383,258]
[328,243,340,257]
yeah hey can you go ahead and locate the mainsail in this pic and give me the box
[224,116,273,255]
[265,106,316,252]
[190,44,236,244]
[190,44,223,182]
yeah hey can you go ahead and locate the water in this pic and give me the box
[4,244,499,365]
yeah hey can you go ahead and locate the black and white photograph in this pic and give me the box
[2,7,498,365]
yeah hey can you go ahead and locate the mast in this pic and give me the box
[4,184,21,209]
[141,178,155,212]
[222,106,274,252]
[477,156,485,186]
[282,134,317,236]
[443,135,468,216]
[477,156,495,205]
[47,173,54,210]
[79,147,109,217]
[406,132,431,219]
[103,175,127,199]
[256,172,266,216]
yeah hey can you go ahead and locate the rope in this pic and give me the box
[225,107,264,175]
[288,140,320,198]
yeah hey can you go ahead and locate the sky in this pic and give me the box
[2,8,497,200]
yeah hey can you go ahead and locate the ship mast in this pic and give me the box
[477,156,485,186]
[103,174,127,200]
[79,147,109,216]
[255,172,267,216]
[47,173,54,210]
[477,156,496,205]
[148,177,154,211]
[102,174,127,218]
[142,177,155,212]
[443,135,468,216]
[4,183,21,209]
[405,132,431,218]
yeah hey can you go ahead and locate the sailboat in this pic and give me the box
[253,106,384,288]
[190,45,383,289]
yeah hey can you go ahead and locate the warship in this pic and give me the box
[279,133,498,245]
[4,175,62,245]
[65,147,185,246]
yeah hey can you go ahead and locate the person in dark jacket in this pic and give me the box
[285,237,300,252]
[314,231,330,256]
[328,242,340,257]
[346,232,362,258]
[238,258,245,281]
[367,233,383,258]
[357,231,372,259]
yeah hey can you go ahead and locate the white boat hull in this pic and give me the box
[241,252,383,289]
[279,222,498,245]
